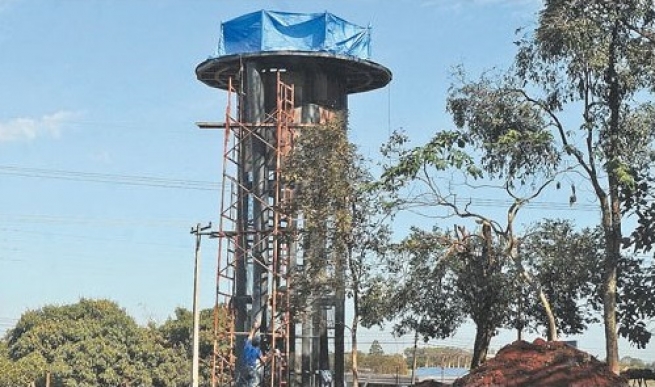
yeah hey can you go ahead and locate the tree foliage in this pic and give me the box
[518,219,603,336]
[380,0,655,373]
[622,171,655,252]
[402,346,472,369]
[383,227,465,342]
[345,352,408,375]
[517,2,655,371]
[381,225,517,369]
[620,356,647,369]
[378,125,563,349]
[0,339,47,387]
[452,234,513,368]
[368,340,384,356]
[284,115,355,307]
[283,114,390,387]
[3,299,195,387]
[158,306,223,386]
[614,257,655,347]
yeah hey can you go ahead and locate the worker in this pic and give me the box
[241,321,267,387]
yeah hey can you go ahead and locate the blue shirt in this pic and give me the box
[243,339,262,367]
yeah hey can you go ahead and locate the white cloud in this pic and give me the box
[0,111,79,142]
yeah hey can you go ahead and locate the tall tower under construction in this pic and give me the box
[196,10,391,387]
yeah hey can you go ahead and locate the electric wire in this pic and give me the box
[0,227,189,250]
[0,213,200,227]
[0,165,220,191]
[0,164,633,212]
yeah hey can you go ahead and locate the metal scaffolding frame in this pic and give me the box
[210,73,297,387]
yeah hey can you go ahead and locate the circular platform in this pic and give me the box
[196,51,392,94]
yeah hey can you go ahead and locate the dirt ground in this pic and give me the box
[450,338,629,387]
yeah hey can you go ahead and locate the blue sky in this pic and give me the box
[0,0,652,363]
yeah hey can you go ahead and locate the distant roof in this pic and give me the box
[216,10,372,60]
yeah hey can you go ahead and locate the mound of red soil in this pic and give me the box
[452,339,628,387]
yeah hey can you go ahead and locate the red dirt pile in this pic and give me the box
[452,338,629,387]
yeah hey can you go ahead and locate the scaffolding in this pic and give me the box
[211,73,297,387]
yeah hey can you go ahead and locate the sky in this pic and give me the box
[0,0,652,364]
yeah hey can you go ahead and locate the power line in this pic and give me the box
[0,164,632,213]
[0,226,189,249]
[0,165,220,191]
[0,213,194,227]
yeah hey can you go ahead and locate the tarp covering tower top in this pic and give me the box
[217,10,372,60]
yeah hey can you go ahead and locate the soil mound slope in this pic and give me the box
[452,339,628,387]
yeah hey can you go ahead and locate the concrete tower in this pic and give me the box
[196,10,391,387]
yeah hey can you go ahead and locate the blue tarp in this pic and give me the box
[217,10,371,60]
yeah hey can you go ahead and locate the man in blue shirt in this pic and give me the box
[242,321,267,387]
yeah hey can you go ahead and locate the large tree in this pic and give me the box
[5,298,189,387]
[284,115,389,387]
[519,218,653,345]
[468,0,655,372]
[383,225,513,369]
[452,231,513,368]
[406,0,655,373]
[377,127,565,350]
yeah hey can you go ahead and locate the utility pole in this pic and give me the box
[191,222,212,387]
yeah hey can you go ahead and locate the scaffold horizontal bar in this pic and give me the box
[197,121,316,129]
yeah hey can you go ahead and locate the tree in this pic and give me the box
[382,226,465,346]
[345,171,392,387]
[426,0,655,372]
[516,0,655,372]
[519,219,603,336]
[377,106,566,347]
[522,219,655,347]
[158,307,220,386]
[5,298,189,387]
[368,340,384,356]
[0,340,45,387]
[452,232,514,368]
[621,152,655,342]
[346,352,408,375]
[284,115,389,387]
[402,346,472,369]
[383,225,513,368]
